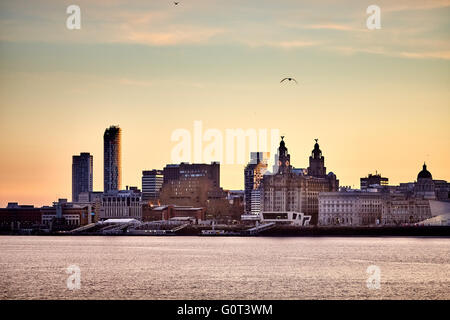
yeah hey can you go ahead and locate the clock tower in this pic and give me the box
[308,139,326,177]
[277,136,292,174]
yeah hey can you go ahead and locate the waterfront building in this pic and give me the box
[76,191,103,223]
[160,175,215,208]
[72,152,93,202]
[261,138,339,225]
[318,163,448,227]
[41,199,90,227]
[434,180,450,201]
[382,193,432,225]
[417,200,450,226]
[395,164,449,201]
[160,162,231,219]
[360,172,388,190]
[104,125,122,192]
[0,200,92,231]
[318,191,383,226]
[142,204,205,222]
[100,189,142,220]
[244,152,269,214]
[318,190,433,226]
[260,211,311,226]
[0,203,41,230]
[142,170,164,202]
[414,163,436,199]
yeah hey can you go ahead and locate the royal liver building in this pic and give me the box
[261,137,339,225]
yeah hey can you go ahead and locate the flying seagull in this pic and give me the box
[280,77,298,84]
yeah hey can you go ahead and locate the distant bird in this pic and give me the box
[174,1,179,5]
[280,77,298,84]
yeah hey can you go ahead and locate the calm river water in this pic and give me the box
[0,236,449,299]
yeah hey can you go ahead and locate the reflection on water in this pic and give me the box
[0,236,449,299]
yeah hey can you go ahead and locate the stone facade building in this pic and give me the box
[261,138,339,225]
[318,163,447,227]
[382,193,432,225]
[100,189,142,220]
[414,163,436,199]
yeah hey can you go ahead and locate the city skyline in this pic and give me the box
[1,122,448,207]
[1,0,449,206]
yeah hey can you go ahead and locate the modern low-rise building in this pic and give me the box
[142,204,205,222]
[360,172,388,190]
[260,211,312,226]
[0,203,42,230]
[40,199,91,228]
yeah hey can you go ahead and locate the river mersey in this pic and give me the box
[0,236,449,300]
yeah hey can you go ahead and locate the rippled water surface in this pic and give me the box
[0,236,449,299]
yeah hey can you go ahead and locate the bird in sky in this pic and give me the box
[174,1,179,5]
[280,77,298,84]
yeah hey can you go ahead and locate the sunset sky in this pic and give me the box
[0,0,449,207]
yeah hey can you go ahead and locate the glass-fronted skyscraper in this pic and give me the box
[103,125,122,192]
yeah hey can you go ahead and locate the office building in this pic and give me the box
[244,152,269,214]
[72,153,93,202]
[163,162,220,188]
[142,170,164,202]
[360,173,389,190]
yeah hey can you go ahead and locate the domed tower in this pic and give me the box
[415,162,435,199]
[417,163,432,180]
[307,139,326,177]
[277,136,292,174]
